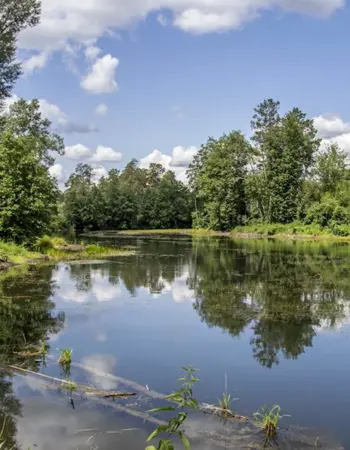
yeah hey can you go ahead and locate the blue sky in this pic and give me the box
[13,0,350,185]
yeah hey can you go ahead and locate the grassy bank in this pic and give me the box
[82,224,350,241]
[0,241,44,266]
[81,229,223,238]
[0,237,133,270]
[232,223,350,240]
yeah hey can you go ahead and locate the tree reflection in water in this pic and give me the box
[0,265,65,449]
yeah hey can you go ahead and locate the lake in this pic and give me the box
[0,236,350,449]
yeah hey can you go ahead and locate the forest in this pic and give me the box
[31,102,350,239]
[1,0,350,246]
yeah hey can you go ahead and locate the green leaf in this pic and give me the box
[145,446,157,450]
[147,407,176,413]
[179,432,191,450]
[159,440,175,450]
[146,425,169,442]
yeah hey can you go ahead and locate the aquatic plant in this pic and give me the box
[217,393,237,418]
[253,405,290,445]
[40,341,48,355]
[57,348,72,365]
[61,380,77,393]
[145,366,199,450]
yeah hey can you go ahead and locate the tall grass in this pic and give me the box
[58,348,72,365]
[0,241,41,264]
[253,405,290,445]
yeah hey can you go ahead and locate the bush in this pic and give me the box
[329,223,350,236]
[332,206,350,225]
[304,195,339,227]
[35,235,54,252]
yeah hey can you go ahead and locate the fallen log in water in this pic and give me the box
[7,365,136,399]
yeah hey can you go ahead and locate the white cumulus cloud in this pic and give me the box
[39,99,98,134]
[81,54,119,94]
[65,144,92,159]
[49,163,65,182]
[95,103,108,115]
[314,114,350,139]
[139,146,198,183]
[171,145,198,167]
[139,149,172,169]
[323,133,350,155]
[93,166,108,183]
[17,0,344,72]
[22,51,50,74]
[314,113,350,156]
[90,145,123,162]
[85,45,101,61]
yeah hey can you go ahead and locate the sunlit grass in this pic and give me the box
[253,405,290,445]
[61,380,77,393]
[58,348,72,365]
[46,245,133,260]
[216,393,237,418]
[0,241,42,264]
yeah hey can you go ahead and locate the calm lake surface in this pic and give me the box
[1,236,350,449]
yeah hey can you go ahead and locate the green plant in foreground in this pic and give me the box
[145,366,199,450]
[57,348,72,365]
[217,393,237,418]
[253,405,290,445]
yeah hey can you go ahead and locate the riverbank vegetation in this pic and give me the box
[2,0,350,258]
[60,100,350,239]
[0,238,132,269]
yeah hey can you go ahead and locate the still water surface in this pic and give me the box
[1,236,350,449]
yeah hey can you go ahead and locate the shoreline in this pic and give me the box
[0,242,134,273]
[81,228,350,243]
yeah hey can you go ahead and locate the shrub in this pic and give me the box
[329,223,350,236]
[304,195,339,227]
[35,235,54,252]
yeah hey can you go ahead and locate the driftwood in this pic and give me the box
[7,365,136,399]
[70,360,248,420]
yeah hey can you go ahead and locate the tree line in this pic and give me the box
[62,99,350,236]
[1,0,350,245]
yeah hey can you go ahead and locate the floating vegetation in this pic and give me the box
[8,365,135,399]
[61,380,77,394]
[58,348,72,365]
[216,393,238,419]
[253,405,290,446]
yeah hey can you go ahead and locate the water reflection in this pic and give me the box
[0,266,65,449]
[1,238,350,448]
[190,239,350,368]
[57,238,350,371]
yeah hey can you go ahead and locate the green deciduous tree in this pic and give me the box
[0,0,41,104]
[188,131,251,230]
[250,99,320,223]
[0,100,64,244]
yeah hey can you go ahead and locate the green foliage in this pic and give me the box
[0,100,64,244]
[217,393,237,418]
[188,131,251,230]
[250,100,320,224]
[315,143,347,194]
[63,162,193,233]
[58,348,72,365]
[0,0,41,104]
[304,195,349,228]
[61,381,77,393]
[253,405,290,444]
[35,235,54,253]
[0,241,42,264]
[146,366,199,450]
